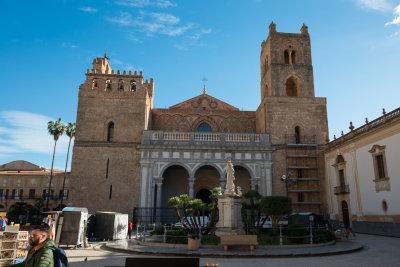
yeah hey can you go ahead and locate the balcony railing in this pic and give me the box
[334,185,350,195]
[142,131,270,148]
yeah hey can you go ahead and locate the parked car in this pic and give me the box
[174,216,210,228]
[255,216,273,228]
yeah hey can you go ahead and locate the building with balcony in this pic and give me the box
[68,22,329,220]
[325,107,400,237]
[0,160,70,212]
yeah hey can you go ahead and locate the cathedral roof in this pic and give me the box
[0,160,46,171]
[168,92,239,111]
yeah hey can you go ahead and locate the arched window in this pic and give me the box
[106,79,112,91]
[337,155,344,164]
[284,50,290,64]
[295,126,301,144]
[196,123,212,132]
[119,79,124,90]
[286,77,299,97]
[291,51,297,64]
[107,122,114,141]
[131,81,136,92]
[92,79,99,90]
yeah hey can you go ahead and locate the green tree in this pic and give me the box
[261,196,292,227]
[242,189,267,231]
[46,118,66,210]
[60,122,76,207]
[7,202,41,225]
[168,187,219,239]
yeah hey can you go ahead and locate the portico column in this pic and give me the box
[155,181,163,223]
[266,167,272,196]
[189,181,194,199]
[156,182,163,208]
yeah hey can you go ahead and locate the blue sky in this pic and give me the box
[1,0,399,170]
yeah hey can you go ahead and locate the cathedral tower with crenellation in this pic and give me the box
[69,54,154,214]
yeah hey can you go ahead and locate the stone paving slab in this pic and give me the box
[105,239,363,258]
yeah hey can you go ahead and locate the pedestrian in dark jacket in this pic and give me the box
[11,225,54,267]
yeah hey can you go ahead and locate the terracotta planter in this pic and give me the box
[188,237,199,251]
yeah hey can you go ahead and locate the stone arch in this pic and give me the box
[105,79,112,91]
[193,165,221,199]
[337,155,345,164]
[191,163,224,180]
[161,165,190,208]
[224,163,255,180]
[285,76,300,97]
[159,162,191,179]
[191,117,218,132]
[92,78,99,90]
[282,42,303,65]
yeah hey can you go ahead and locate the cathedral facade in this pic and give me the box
[68,22,329,221]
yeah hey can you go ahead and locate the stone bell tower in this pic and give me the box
[69,53,154,214]
[256,22,329,214]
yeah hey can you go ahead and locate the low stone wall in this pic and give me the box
[353,221,400,237]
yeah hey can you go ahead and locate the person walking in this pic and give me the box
[11,225,55,266]
[128,221,133,239]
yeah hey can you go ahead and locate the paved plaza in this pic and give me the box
[65,234,400,267]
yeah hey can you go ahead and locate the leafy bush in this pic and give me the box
[201,235,220,245]
[165,229,189,244]
[257,234,281,245]
[150,229,164,236]
[261,196,292,226]
[312,229,335,243]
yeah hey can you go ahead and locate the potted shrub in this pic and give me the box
[168,188,219,251]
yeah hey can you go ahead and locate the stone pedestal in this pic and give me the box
[215,195,243,236]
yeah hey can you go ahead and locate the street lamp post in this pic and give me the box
[280,172,297,196]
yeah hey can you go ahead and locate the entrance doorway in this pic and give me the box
[341,200,350,228]
[196,188,211,204]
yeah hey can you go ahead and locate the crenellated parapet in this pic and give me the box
[80,57,154,97]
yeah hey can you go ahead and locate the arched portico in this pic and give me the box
[193,165,221,200]
[160,165,189,208]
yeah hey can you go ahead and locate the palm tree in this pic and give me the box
[46,118,66,210]
[60,122,76,207]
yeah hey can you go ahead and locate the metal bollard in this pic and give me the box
[163,225,167,243]
[279,225,283,246]
[310,223,313,244]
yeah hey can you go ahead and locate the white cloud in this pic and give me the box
[78,7,98,13]
[191,28,212,40]
[389,30,400,36]
[106,12,133,26]
[150,12,180,24]
[61,42,79,49]
[106,11,191,37]
[356,0,393,12]
[115,0,175,8]
[385,4,400,25]
[0,111,72,159]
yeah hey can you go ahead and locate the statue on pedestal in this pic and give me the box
[224,158,235,195]
[216,158,244,236]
